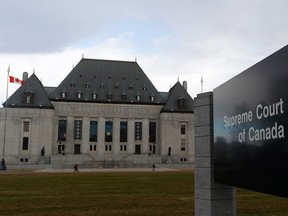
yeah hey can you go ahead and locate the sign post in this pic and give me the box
[194,92,236,216]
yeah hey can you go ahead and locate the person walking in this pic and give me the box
[73,164,79,172]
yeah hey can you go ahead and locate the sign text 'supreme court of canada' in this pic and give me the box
[214,45,288,198]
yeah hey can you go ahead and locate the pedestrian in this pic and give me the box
[73,164,79,172]
[41,146,45,156]
[152,163,155,171]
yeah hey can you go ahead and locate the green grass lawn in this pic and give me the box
[0,170,287,216]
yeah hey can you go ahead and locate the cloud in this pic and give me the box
[0,0,171,53]
[1,0,288,104]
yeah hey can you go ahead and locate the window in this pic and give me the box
[181,125,186,134]
[121,93,127,101]
[92,93,97,99]
[24,92,34,104]
[105,145,112,151]
[61,92,67,98]
[150,96,155,102]
[90,121,98,142]
[178,98,187,110]
[136,95,141,101]
[107,92,112,101]
[26,95,31,104]
[120,145,127,151]
[181,139,186,151]
[105,121,113,142]
[135,145,141,154]
[149,122,156,142]
[74,120,82,139]
[23,121,30,132]
[120,121,128,142]
[180,158,187,162]
[58,120,67,141]
[90,145,97,151]
[77,93,82,99]
[22,137,29,150]
[135,122,142,140]
[74,144,81,154]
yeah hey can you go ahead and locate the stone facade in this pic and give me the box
[0,108,54,164]
[0,102,194,167]
[0,59,194,168]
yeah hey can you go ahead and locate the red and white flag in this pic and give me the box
[9,76,24,85]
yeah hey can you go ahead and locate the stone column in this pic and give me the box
[127,119,134,154]
[194,92,236,216]
[82,117,90,154]
[97,117,105,155]
[142,119,149,154]
[113,118,120,155]
[66,116,74,154]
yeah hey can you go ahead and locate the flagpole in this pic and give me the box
[201,76,203,93]
[2,66,10,159]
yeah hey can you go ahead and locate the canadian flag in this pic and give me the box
[9,76,24,85]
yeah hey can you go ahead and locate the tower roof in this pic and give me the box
[4,74,54,109]
[161,81,194,113]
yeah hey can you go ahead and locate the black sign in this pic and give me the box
[214,45,288,198]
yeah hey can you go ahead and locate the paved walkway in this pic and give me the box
[33,167,180,173]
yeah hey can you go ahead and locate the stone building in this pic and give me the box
[0,58,194,168]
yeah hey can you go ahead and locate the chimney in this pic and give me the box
[23,72,28,82]
[183,81,187,91]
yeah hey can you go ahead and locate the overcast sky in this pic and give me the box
[1,0,288,105]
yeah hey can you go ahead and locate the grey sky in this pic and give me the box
[1,0,288,103]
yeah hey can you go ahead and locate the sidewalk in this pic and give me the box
[33,167,180,173]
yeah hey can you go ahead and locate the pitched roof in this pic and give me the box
[161,81,194,113]
[49,58,163,104]
[4,74,54,109]
[3,59,194,114]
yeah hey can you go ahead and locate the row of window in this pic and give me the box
[58,143,144,154]
[61,92,155,102]
[90,144,134,153]
[20,121,186,152]
[59,144,133,154]
[22,120,183,141]
[69,82,149,91]
[18,157,188,163]
[22,138,186,153]
[58,120,157,143]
